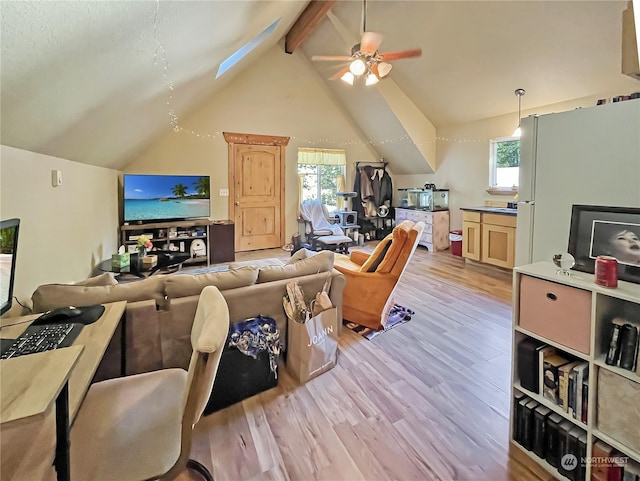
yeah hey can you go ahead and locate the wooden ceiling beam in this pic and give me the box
[285,0,336,54]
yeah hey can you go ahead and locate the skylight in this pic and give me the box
[216,18,281,79]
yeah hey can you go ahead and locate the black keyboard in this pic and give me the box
[0,323,83,360]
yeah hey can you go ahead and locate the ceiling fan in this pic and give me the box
[311,0,422,86]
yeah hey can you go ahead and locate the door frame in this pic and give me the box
[223,132,290,250]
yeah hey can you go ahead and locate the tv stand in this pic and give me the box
[120,219,235,267]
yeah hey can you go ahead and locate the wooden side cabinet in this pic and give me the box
[481,213,516,268]
[209,221,235,263]
[395,208,450,251]
[462,211,481,261]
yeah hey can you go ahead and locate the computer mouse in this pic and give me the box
[35,306,82,324]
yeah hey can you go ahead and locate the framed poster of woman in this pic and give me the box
[568,205,640,284]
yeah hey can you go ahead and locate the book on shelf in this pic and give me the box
[605,319,626,366]
[543,354,571,404]
[517,396,530,448]
[568,427,585,481]
[577,433,587,481]
[568,373,575,417]
[513,392,527,444]
[522,399,539,451]
[532,405,551,459]
[618,323,639,371]
[581,381,588,424]
[572,362,588,422]
[557,420,574,479]
[538,345,557,395]
[545,413,563,468]
[558,361,581,412]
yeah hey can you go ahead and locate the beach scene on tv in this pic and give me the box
[124,175,210,221]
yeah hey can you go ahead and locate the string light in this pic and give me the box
[152,0,484,147]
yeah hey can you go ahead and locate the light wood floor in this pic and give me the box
[178,246,555,481]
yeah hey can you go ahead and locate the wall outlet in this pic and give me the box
[219,188,229,197]
[51,169,62,187]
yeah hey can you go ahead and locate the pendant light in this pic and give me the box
[512,88,526,137]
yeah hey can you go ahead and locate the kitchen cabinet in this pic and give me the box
[395,208,450,251]
[461,209,517,268]
[462,211,481,261]
[481,213,516,268]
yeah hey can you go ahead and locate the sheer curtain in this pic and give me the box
[297,148,347,215]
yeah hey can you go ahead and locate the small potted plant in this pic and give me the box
[136,235,153,257]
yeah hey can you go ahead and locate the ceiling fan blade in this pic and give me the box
[360,31,383,55]
[311,55,353,62]
[330,66,351,81]
[380,48,422,61]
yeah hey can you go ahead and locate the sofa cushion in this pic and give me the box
[164,266,258,299]
[73,272,118,287]
[257,250,334,283]
[376,221,412,274]
[228,258,285,270]
[32,276,166,313]
[360,234,393,272]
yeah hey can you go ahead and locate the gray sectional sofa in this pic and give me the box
[31,250,345,379]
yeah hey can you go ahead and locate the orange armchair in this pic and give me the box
[334,220,425,330]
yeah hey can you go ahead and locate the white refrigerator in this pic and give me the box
[515,98,640,266]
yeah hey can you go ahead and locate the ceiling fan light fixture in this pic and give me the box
[378,62,392,78]
[349,58,366,76]
[512,88,526,138]
[365,71,379,86]
[341,71,355,85]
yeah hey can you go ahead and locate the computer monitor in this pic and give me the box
[0,218,20,316]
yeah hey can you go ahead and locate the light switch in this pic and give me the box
[219,189,229,197]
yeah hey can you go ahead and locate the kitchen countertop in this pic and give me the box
[460,206,518,216]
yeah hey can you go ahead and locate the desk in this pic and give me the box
[0,301,126,481]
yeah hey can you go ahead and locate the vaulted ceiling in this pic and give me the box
[1,1,638,172]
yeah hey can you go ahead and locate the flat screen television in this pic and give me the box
[123,174,211,223]
[0,218,20,316]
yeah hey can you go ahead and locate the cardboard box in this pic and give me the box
[142,255,157,268]
[111,252,130,268]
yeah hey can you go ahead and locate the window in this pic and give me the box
[297,148,346,213]
[216,18,281,79]
[489,137,520,194]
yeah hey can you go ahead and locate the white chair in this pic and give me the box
[300,199,352,253]
[70,286,230,481]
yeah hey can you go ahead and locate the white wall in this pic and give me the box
[395,94,629,230]
[125,44,381,237]
[0,145,119,316]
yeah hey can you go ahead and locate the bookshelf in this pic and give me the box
[120,219,235,267]
[510,262,640,481]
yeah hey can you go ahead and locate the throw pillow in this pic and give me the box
[285,248,312,265]
[359,233,394,272]
[376,220,413,273]
[257,250,334,283]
